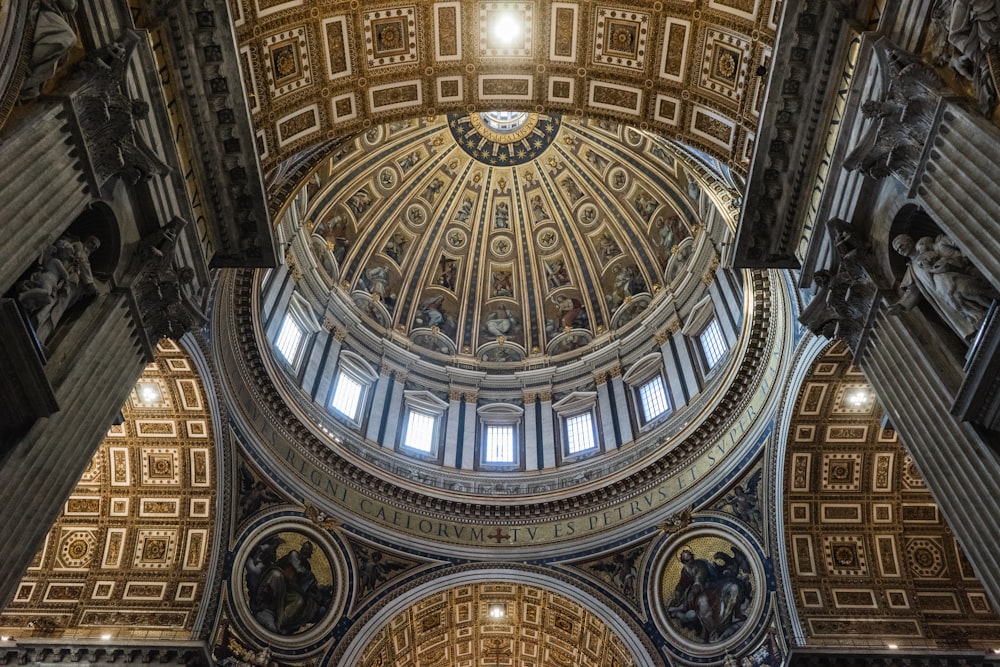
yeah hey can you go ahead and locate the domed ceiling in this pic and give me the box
[299,112,718,366]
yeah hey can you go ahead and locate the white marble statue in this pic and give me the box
[890,233,997,341]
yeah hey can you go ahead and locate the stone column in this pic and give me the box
[381,371,406,449]
[595,371,619,450]
[263,268,296,341]
[539,391,556,468]
[0,293,146,608]
[443,389,463,468]
[914,101,1000,292]
[609,369,634,445]
[460,395,477,470]
[523,394,539,470]
[710,276,740,344]
[864,307,1000,609]
[364,366,392,444]
[308,326,343,403]
[301,325,334,401]
[0,101,92,292]
[660,332,692,407]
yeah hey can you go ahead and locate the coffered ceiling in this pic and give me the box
[0,340,218,641]
[783,341,1000,651]
[229,0,778,170]
[356,582,636,667]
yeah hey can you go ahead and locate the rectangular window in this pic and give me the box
[699,318,727,370]
[275,315,305,366]
[403,410,436,453]
[639,375,671,421]
[565,412,596,455]
[484,425,515,464]
[330,372,363,420]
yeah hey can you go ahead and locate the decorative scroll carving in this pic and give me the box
[19,0,79,101]
[799,218,880,354]
[69,32,171,188]
[132,217,207,345]
[658,506,693,534]
[735,0,848,268]
[844,37,956,185]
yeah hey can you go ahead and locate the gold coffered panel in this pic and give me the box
[0,340,218,640]
[783,341,1000,650]
[230,0,778,169]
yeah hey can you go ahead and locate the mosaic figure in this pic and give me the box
[666,545,753,643]
[562,176,584,202]
[383,231,408,264]
[494,201,510,229]
[543,258,571,290]
[491,269,514,298]
[632,190,659,222]
[423,178,444,204]
[244,533,334,635]
[346,187,373,218]
[530,194,550,221]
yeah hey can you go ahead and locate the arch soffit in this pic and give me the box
[232,0,779,171]
[334,567,660,667]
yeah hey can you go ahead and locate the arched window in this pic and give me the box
[274,293,319,370]
[328,351,378,426]
[478,403,524,468]
[623,353,673,428]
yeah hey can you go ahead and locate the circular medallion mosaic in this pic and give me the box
[240,529,337,637]
[652,528,766,656]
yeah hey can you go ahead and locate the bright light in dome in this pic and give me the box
[138,382,161,404]
[481,110,529,133]
[101,634,112,641]
[491,12,521,46]
[847,388,870,406]
[488,603,505,619]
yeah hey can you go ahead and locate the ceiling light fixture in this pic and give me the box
[847,388,870,406]
[491,13,521,47]
[887,644,898,650]
[488,603,505,619]
[138,382,161,404]
[101,634,112,641]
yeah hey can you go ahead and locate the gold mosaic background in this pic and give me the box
[783,341,1000,650]
[0,340,217,640]
[229,0,778,169]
